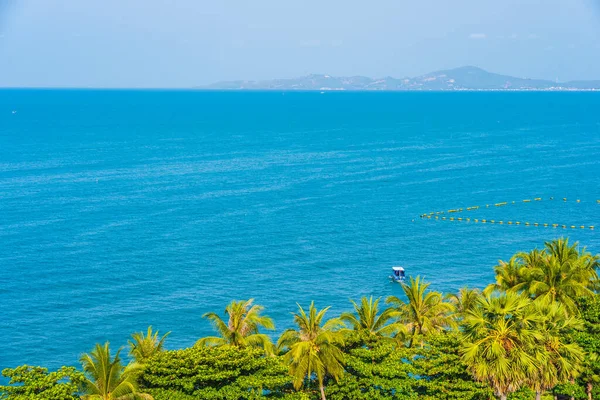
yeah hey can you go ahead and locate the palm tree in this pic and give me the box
[484,256,528,295]
[340,296,405,344]
[80,342,153,400]
[387,276,455,347]
[525,239,599,315]
[128,326,170,363]
[527,299,585,400]
[445,287,481,320]
[277,302,345,400]
[196,298,275,354]
[460,291,542,400]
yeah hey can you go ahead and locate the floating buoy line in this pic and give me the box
[419,197,597,230]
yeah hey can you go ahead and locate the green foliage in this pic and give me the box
[340,296,404,345]
[80,342,152,400]
[197,299,275,355]
[129,326,170,363]
[0,365,84,400]
[411,333,493,400]
[573,295,600,399]
[387,276,455,348]
[277,302,345,398]
[325,340,417,399]
[140,345,293,399]
[506,386,536,400]
[486,238,599,315]
[553,382,586,399]
[526,299,584,396]
[445,287,481,321]
[460,291,541,399]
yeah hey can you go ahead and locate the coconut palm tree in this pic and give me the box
[484,256,528,295]
[445,287,481,320]
[80,342,153,400]
[524,239,599,315]
[527,299,585,400]
[387,276,455,347]
[196,299,275,354]
[277,302,345,400]
[460,291,542,400]
[340,296,405,344]
[128,326,170,363]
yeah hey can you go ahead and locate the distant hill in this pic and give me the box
[202,66,600,91]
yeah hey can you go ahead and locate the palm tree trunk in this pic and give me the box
[587,382,593,400]
[408,326,417,348]
[535,391,541,400]
[499,394,507,400]
[320,382,327,400]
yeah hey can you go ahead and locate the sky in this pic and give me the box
[0,0,599,88]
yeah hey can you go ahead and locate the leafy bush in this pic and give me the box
[0,365,84,400]
[140,345,293,399]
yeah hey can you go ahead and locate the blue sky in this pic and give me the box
[1,0,599,87]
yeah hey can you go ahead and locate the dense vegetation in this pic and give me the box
[1,238,598,400]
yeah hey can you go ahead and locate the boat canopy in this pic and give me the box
[392,266,405,272]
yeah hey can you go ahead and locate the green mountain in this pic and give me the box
[203,66,600,91]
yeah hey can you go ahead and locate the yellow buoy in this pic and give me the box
[563,198,567,201]
[534,197,541,201]
[523,199,531,202]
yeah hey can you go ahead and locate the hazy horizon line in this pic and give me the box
[2,66,600,90]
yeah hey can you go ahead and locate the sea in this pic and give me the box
[1,90,599,370]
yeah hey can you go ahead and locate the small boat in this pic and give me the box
[389,266,406,283]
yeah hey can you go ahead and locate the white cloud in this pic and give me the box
[528,33,539,39]
[469,33,487,39]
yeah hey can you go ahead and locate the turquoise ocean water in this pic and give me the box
[1,90,600,369]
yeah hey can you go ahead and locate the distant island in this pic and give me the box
[202,66,600,91]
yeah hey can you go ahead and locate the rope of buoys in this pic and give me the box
[419,197,597,230]
[419,197,598,218]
